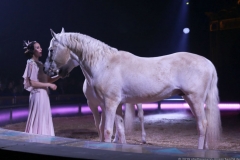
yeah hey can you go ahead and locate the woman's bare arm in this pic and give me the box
[30,80,57,90]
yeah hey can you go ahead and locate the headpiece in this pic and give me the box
[23,40,36,49]
[23,40,36,54]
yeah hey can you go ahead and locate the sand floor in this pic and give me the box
[2,110,240,152]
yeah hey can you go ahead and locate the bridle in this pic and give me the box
[48,40,59,75]
[48,39,72,76]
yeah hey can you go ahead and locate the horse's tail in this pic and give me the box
[205,66,222,149]
[124,103,135,133]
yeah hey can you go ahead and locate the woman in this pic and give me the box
[22,40,60,136]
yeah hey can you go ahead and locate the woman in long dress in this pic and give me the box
[22,41,60,136]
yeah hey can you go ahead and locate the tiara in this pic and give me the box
[23,40,36,49]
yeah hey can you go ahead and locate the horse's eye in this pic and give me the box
[50,49,53,53]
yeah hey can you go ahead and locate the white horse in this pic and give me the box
[44,28,221,149]
[56,52,146,143]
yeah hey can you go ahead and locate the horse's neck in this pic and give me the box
[69,51,94,85]
[66,33,117,61]
[79,63,93,85]
[64,33,116,82]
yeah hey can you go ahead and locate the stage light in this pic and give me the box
[183,28,190,34]
[186,2,189,5]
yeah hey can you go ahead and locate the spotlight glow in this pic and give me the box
[51,106,79,115]
[142,104,158,109]
[12,109,29,119]
[218,103,240,110]
[183,28,190,34]
[80,105,102,114]
[81,103,240,112]
[186,2,189,5]
[160,103,240,110]
[0,112,10,122]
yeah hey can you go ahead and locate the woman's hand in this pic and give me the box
[49,83,57,90]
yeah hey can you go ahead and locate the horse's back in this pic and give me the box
[112,51,216,102]
[118,51,213,69]
[118,51,215,84]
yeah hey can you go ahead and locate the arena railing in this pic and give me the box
[0,94,87,108]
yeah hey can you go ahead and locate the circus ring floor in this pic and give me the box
[1,98,240,159]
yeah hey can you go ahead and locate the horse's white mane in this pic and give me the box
[57,32,118,66]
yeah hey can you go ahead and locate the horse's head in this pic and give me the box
[44,28,74,78]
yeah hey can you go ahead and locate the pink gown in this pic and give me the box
[22,59,55,136]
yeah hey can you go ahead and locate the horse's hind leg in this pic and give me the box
[112,128,119,143]
[112,104,121,143]
[99,108,105,142]
[183,95,207,149]
[112,114,119,143]
[113,104,126,143]
[136,104,146,144]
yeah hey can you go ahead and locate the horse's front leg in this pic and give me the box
[113,104,126,143]
[87,100,101,141]
[103,99,119,142]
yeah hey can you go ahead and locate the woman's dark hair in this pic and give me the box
[23,40,38,58]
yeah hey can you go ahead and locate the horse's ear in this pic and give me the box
[50,29,57,40]
[61,28,65,33]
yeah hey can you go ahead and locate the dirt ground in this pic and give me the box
[2,110,240,152]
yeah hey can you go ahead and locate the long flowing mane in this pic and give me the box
[58,33,118,65]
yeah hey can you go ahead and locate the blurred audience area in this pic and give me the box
[0,74,84,97]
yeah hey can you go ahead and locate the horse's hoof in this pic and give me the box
[112,139,118,143]
[140,141,146,144]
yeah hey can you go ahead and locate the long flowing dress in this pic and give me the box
[22,59,55,136]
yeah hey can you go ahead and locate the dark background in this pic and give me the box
[0,0,239,101]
